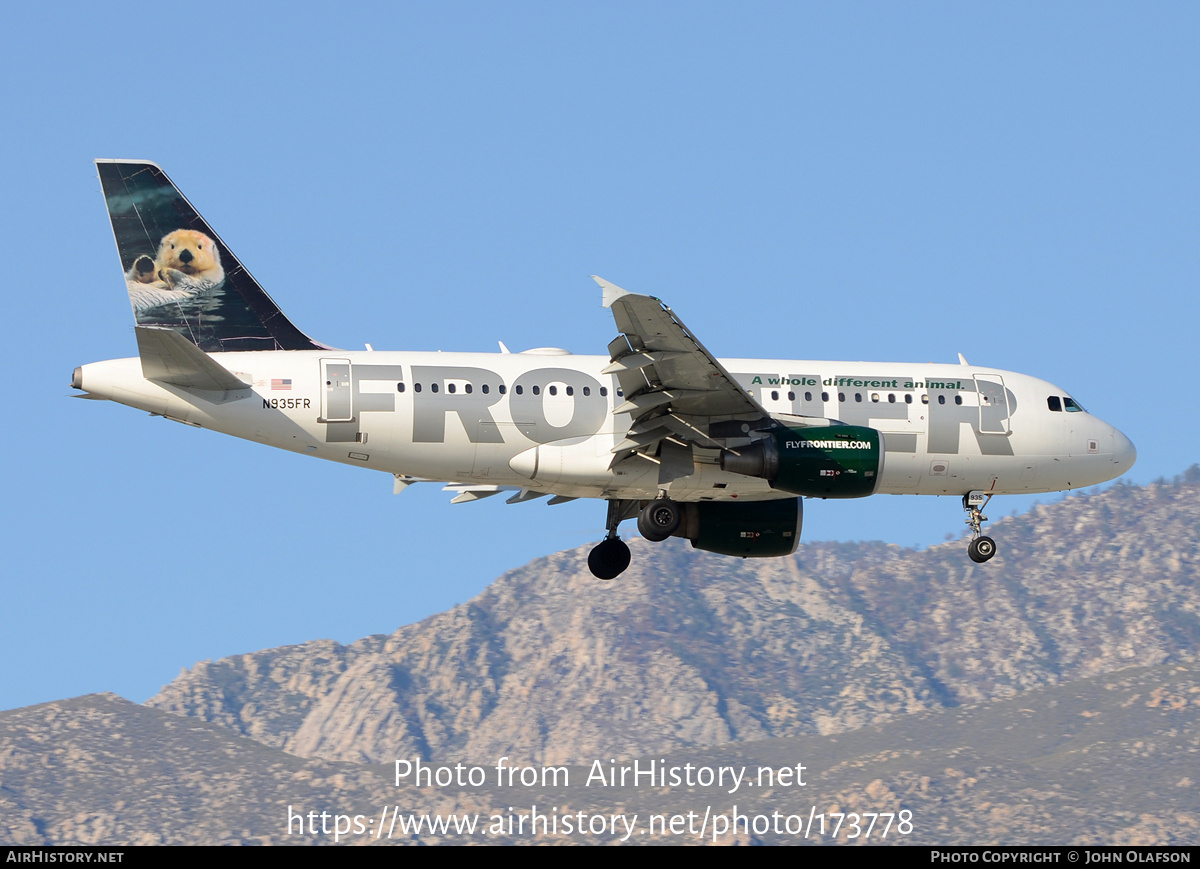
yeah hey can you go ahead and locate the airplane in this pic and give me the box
[74,160,1137,580]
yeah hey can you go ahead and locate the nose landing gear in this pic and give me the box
[968,535,996,563]
[964,491,996,563]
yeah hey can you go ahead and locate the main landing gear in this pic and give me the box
[588,537,630,580]
[637,497,682,542]
[587,496,685,579]
[587,499,638,580]
[963,491,997,563]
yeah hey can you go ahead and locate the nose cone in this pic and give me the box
[1113,427,1137,472]
[509,446,539,480]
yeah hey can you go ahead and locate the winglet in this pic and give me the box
[593,275,631,309]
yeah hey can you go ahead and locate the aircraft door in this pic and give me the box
[975,375,1010,434]
[321,358,353,422]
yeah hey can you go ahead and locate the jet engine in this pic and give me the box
[720,424,883,498]
[671,498,803,557]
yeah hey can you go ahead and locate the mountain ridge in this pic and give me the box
[146,474,1200,766]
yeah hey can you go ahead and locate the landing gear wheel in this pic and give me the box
[968,535,996,563]
[588,537,631,580]
[962,491,996,564]
[637,499,681,542]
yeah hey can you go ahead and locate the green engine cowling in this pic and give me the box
[719,424,883,498]
[674,498,803,557]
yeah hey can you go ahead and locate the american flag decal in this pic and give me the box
[271,379,292,391]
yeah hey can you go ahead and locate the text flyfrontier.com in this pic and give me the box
[286,755,917,843]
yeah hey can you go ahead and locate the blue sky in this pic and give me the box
[2,2,1197,712]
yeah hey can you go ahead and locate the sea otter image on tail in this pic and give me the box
[125,229,226,312]
[99,159,326,352]
[153,228,225,291]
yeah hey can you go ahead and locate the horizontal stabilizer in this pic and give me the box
[135,326,250,391]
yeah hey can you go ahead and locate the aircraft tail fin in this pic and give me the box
[96,160,329,353]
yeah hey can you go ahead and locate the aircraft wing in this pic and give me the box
[596,277,773,473]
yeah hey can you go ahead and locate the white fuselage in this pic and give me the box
[76,349,1136,502]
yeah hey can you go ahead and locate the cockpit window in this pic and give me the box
[1063,396,1085,412]
[1047,396,1062,412]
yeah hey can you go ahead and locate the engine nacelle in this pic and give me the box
[673,498,803,557]
[720,424,883,498]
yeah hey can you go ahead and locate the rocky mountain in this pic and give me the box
[146,473,1200,767]
[3,660,1197,845]
[5,471,1200,845]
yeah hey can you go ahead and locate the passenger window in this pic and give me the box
[838,392,846,402]
[465,384,473,394]
[1047,396,1061,412]
[788,391,795,401]
[600,387,608,397]
[482,384,489,394]
[855,393,862,402]
[905,394,912,404]
[548,385,557,396]
[431,383,439,393]
[515,385,523,395]
[921,394,929,405]
[805,391,812,401]
[871,393,880,403]
[397,383,405,393]
[414,383,422,393]
[566,386,574,396]
[532,385,540,395]
[447,383,456,394]
[938,395,945,405]
[887,394,895,403]
[583,386,591,396]
[822,392,829,402]
[771,390,779,401]
[954,395,962,405]
[499,385,507,395]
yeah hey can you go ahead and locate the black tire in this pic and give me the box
[637,499,681,542]
[968,535,997,563]
[588,537,631,580]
